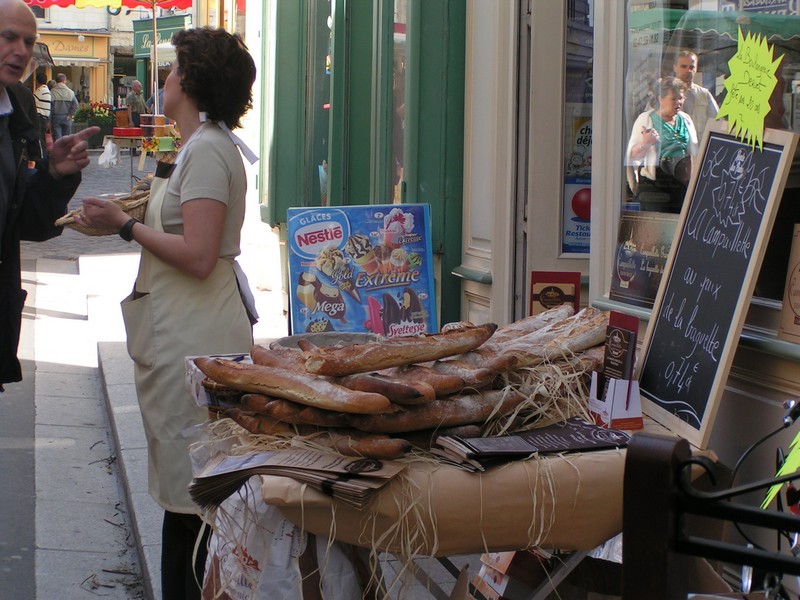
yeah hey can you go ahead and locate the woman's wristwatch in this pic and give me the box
[119,217,140,242]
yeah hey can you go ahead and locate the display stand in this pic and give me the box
[101,135,143,186]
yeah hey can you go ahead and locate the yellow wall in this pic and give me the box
[39,32,109,103]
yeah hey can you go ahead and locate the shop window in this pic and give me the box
[623,2,800,303]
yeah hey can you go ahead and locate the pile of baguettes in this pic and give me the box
[194,305,609,460]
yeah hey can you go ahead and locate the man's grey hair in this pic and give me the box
[56,73,67,83]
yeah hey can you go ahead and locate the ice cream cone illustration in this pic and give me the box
[390,248,408,272]
[316,247,346,277]
[373,244,393,274]
[316,246,360,302]
[344,233,379,275]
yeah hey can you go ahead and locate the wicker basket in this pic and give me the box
[55,190,149,236]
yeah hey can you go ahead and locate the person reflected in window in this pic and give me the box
[672,50,719,142]
[626,76,699,213]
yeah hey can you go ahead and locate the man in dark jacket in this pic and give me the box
[0,0,99,389]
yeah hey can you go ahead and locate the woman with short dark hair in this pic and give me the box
[78,27,258,599]
[626,75,699,213]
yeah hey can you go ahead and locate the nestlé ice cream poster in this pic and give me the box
[287,204,438,336]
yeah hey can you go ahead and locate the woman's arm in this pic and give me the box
[628,113,660,162]
[78,196,226,280]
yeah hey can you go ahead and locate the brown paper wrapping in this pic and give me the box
[262,448,626,557]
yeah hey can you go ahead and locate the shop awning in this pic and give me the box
[52,57,106,67]
[628,9,800,78]
[629,9,800,42]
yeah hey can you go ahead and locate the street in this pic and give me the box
[0,149,153,599]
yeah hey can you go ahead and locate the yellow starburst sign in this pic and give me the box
[718,27,783,150]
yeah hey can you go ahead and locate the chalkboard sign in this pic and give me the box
[636,120,798,449]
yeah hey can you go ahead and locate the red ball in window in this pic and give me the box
[571,187,591,220]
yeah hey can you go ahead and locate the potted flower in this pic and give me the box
[72,102,115,148]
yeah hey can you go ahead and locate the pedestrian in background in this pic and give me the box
[0,0,99,389]
[126,79,146,127]
[50,72,78,141]
[78,27,258,599]
[33,71,50,144]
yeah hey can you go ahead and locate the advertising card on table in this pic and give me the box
[287,204,438,336]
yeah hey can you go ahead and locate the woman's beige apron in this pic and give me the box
[121,161,253,513]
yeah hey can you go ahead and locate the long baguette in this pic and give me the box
[318,429,412,460]
[429,359,498,390]
[491,304,575,342]
[223,407,294,435]
[254,396,354,428]
[345,389,528,434]
[302,323,498,376]
[338,373,436,405]
[494,308,608,368]
[250,344,307,371]
[194,357,393,414]
[379,364,466,397]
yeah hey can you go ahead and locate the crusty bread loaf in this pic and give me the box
[345,389,528,434]
[194,357,393,414]
[337,373,436,405]
[379,364,466,397]
[318,429,412,460]
[223,407,294,435]
[250,344,308,371]
[302,323,498,376]
[254,396,355,428]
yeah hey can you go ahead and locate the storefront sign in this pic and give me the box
[286,204,438,337]
[133,15,192,59]
[741,0,792,14]
[636,121,798,449]
[39,33,96,59]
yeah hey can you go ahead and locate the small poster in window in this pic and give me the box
[529,271,581,316]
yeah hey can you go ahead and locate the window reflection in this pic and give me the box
[393,1,407,204]
[562,0,594,255]
[623,3,800,301]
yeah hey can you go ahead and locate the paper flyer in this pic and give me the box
[287,204,438,336]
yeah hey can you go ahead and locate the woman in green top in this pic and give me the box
[626,76,699,213]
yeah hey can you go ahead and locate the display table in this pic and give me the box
[102,135,142,185]
[205,418,700,598]
[261,420,679,559]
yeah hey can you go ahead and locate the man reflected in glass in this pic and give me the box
[626,76,699,213]
[672,50,719,143]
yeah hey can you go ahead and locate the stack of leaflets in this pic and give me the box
[189,447,405,510]
[433,417,631,472]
